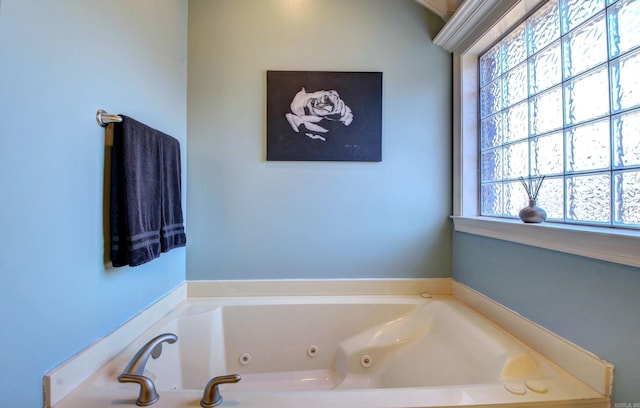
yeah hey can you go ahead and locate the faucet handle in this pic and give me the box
[117,374,159,406]
[201,374,241,408]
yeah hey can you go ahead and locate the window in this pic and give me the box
[435,0,640,268]
[478,0,640,228]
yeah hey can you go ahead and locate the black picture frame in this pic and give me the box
[267,71,382,162]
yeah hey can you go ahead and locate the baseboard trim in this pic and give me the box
[186,278,452,297]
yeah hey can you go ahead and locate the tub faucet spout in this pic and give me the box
[117,333,178,406]
[201,374,241,408]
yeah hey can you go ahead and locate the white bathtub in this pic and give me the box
[54,294,609,408]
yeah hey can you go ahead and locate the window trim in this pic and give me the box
[436,0,640,268]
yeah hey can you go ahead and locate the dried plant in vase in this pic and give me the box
[518,176,546,223]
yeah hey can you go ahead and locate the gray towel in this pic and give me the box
[110,116,186,267]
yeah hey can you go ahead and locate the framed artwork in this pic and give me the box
[267,71,382,162]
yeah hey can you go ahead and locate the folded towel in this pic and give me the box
[159,133,187,252]
[110,116,186,267]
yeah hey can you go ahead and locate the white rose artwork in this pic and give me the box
[266,70,381,162]
[284,88,354,142]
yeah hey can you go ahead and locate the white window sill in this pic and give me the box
[452,216,640,268]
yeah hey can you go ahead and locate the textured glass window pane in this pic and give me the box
[536,176,565,219]
[560,0,606,34]
[613,108,640,167]
[532,131,564,176]
[610,48,640,113]
[481,148,503,182]
[564,65,610,125]
[481,112,504,150]
[477,0,640,227]
[504,101,529,143]
[614,170,640,225]
[566,173,611,223]
[608,0,640,58]
[530,86,563,135]
[529,40,562,95]
[566,118,611,173]
[503,23,527,71]
[481,183,503,215]
[562,12,607,79]
[505,180,530,217]
[504,140,530,180]
[480,44,502,87]
[528,0,560,55]
[504,62,528,107]
[480,78,503,119]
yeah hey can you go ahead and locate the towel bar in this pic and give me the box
[96,109,122,127]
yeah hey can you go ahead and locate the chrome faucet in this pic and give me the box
[117,333,178,406]
[200,374,241,408]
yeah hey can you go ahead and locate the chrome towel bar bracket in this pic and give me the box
[96,109,123,127]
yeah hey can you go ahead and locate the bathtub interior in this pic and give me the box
[137,297,550,393]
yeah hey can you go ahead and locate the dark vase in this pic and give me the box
[519,199,547,223]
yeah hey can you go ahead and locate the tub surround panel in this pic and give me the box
[452,281,613,396]
[53,295,606,408]
[46,279,445,406]
[44,283,187,408]
[453,231,640,401]
[45,279,611,407]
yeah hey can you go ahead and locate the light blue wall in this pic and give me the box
[453,232,640,402]
[0,1,188,406]
[186,0,451,280]
[2,0,633,406]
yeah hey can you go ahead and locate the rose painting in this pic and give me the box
[267,71,382,162]
[285,88,354,141]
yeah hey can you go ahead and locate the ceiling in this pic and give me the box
[415,0,464,21]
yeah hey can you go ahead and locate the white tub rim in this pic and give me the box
[43,278,613,407]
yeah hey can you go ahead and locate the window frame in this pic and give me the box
[435,0,640,268]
